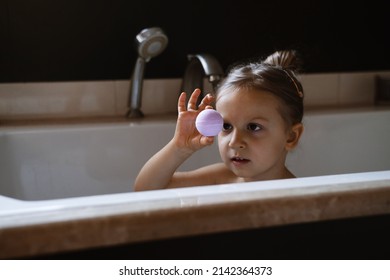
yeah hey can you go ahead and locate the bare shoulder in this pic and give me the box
[169,163,235,188]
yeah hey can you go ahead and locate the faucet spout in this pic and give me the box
[181,53,224,102]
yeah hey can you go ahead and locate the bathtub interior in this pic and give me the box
[0,108,389,201]
[0,121,221,200]
[286,108,390,177]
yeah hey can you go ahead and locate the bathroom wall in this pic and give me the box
[0,0,389,83]
[1,71,390,121]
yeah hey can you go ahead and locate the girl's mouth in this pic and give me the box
[231,157,250,165]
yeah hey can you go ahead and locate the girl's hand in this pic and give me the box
[173,88,215,153]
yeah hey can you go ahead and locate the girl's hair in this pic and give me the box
[216,50,304,127]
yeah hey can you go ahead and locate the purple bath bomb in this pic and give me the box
[195,109,223,136]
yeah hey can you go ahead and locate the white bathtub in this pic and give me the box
[0,107,390,258]
[1,107,389,201]
[0,117,220,200]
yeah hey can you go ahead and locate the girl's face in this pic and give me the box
[216,88,296,181]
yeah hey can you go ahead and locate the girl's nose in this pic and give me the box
[228,130,246,149]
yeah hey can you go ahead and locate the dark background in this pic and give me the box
[0,0,389,83]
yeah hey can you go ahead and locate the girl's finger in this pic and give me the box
[178,92,187,113]
[200,136,214,146]
[187,88,201,111]
[198,94,215,111]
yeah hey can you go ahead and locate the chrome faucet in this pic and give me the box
[181,53,224,104]
[126,27,168,118]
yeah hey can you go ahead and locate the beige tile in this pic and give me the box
[339,72,376,105]
[299,73,339,107]
[114,80,130,116]
[117,79,181,116]
[69,81,116,116]
[0,83,50,116]
[142,79,180,115]
[0,81,117,119]
[2,71,389,121]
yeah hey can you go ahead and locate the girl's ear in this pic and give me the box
[285,123,304,151]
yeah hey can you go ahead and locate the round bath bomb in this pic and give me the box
[195,109,223,136]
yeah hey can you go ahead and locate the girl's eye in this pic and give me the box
[247,123,263,131]
[222,123,232,131]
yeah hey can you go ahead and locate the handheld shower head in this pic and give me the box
[127,27,168,118]
[135,27,168,62]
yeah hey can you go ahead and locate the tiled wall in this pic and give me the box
[0,79,180,120]
[0,71,390,121]
[301,71,390,107]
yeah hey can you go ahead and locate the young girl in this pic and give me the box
[134,50,305,191]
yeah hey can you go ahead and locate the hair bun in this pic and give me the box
[263,50,302,72]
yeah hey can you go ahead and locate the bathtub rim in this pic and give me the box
[1,170,389,229]
[1,170,390,259]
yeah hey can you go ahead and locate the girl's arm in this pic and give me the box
[133,89,215,191]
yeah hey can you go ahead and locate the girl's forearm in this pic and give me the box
[133,140,193,191]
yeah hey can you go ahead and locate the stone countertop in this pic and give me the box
[0,171,390,259]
